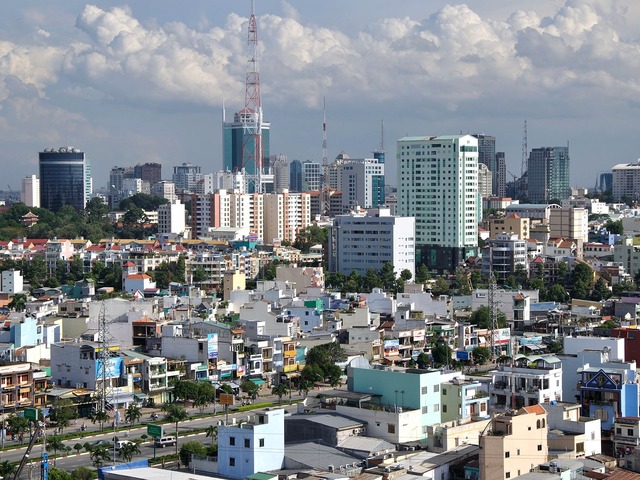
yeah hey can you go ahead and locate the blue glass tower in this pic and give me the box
[39,147,91,212]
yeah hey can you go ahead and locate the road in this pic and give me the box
[6,401,301,479]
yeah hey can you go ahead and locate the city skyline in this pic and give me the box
[1,1,640,191]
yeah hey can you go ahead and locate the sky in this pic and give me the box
[1,0,640,193]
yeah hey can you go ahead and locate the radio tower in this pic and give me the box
[520,120,528,177]
[321,97,329,215]
[242,0,263,192]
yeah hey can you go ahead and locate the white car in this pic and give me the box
[115,440,134,451]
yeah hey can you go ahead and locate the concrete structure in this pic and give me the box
[263,191,311,244]
[481,233,528,282]
[613,417,640,457]
[612,160,640,201]
[339,158,385,212]
[563,337,625,362]
[397,134,479,272]
[151,181,177,202]
[614,238,640,279]
[478,162,493,199]
[549,207,588,244]
[471,288,539,322]
[21,175,40,208]
[505,204,561,222]
[1,270,23,294]
[542,401,601,458]
[39,146,91,211]
[302,160,322,192]
[480,406,548,480]
[473,134,497,196]
[328,207,415,278]
[157,200,186,236]
[173,162,202,192]
[528,146,570,203]
[489,354,563,412]
[427,417,491,453]
[488,214,530,241]
[440,376,489,422]
[217,408,284,479]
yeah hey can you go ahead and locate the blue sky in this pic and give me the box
[1,0,640,192]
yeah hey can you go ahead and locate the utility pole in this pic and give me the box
[488,246,498,362]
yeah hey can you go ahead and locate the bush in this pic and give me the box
[179,441,206,467]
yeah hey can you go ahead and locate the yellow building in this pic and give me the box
[480,405,548,480]
[488,214,530,240]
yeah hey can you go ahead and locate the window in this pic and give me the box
[422,406,429,414]
[229,437,235,446]
[434,404,439,412]
[244,439,250,448]
[229,458,235,467]
[443,405,447,413]
[422,387,428,394]
[506,473,510,479]
[259,438,265,447]
[629,429,634,436]
[388,424,396,434]
[433,385,440,393]
[443,388,447,395]
[517,449,520,456]
[505,452,510,458]
[537,445,542,451]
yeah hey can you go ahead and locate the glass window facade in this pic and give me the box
[39,148,89,211]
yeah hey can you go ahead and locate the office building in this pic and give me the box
[223,109,271,176]
[527,146,570,203]
[612,161,640,201]
[478,163,492,199]
[473,134,497,195]
[173,162,202,192]
[549,207,588,244]
[340,158,385,212]
[21,175,40,208]
[302,160,322,192]
[39,146,91,211]
[135,162,161,185]
[289,160,302,192]
[596,171,613,193]
[270,154,289,192]
[263,191,311,244]
[150,181,177,202]
[481,233,528,282]
[157,200,186,236]
[488,214,530,240]
[495,151,507,197]
[397,134,479,272]
[328,208,415,277]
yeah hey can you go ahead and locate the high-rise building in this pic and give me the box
[478,163,492,199]
[473,134,496,194]
[612,161,640,201]
[527,146,570,203]
[223,110,271,176]
[151,181,176,202]
[39,147,91,212]
[495,152,506,197]
[397,134,479,272]
[481,233,528,282]
[340,158,384,212]
[135,162,162,186]
[21,175,40,208]
[172,163,202,192]
[289,160,302,192]
[157,200,186,236]
[270,155,289,193]
[301,160,322,192]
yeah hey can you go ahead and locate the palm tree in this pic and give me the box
[90,445,111,468]
[124,404,142,426]
[47,436,66,456]
[8,293,27,312]
[205,425,218,445]
[0,460,16,479]
[93,410,110,432]
[162,404,189,455]
[271,384,289,405]
[118,442,141,463]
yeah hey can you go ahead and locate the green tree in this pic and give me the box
[205,425,218,445]
[324,364,343,387]
[431,343,452,368]
[472,346,491,365]
[125,403,142,426]
[118,441,141,463]
[193,265,208,286]
[431,277,450,297]
[572,262,593,287]
[548,284,569,303]
[123,206,148,226]
[50,468,74,480]
[179,440,206,468]
[613,280,636,297]
[591,278,611,301]
[89,445,111,468]
[342,270,362,294]
[469,306,507,329]
[416,352,430,369]
[92,410,110,432]
[571,279,589,300]
[0,460,17,479]
[162,403,189,455]
[47,435,69,456]
[71,467,97,480]
[503,275,518,289]
[172,380,199,403]
[240,380,260,400]
[119,193,168,211]
[50,398,78,434]
[74,443,84,454]
[174,255,186,284]
[8,293,27,312]
[292,225,328,253]
[558,262,569,285]
[194,382,215,412]
[455,268,472,295]
[514,263,529,288]
[363,268,382,291]
[85,197,110,224]
[271,384,289,404]
[416,264,431,284]
[7,414,30,443]
[300,364,323,388]
[379,262,396,291]
[604,219,623,235]
[470,270,483,289]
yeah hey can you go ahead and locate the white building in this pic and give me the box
[150,181,176,202]
[21,175,40,208]
[328,207,415,278]
[263,191,312,244]
[1,270,23,294]
[397,134,479,272]
[481,233,528,282]
[302,160,322,192]
[563,336,625,361]
[122,177,149,195]
[339,158,385,212]
[478,162,493,199]
[217,409,285,479]
[612,160,640,201]
[157,200,186,236]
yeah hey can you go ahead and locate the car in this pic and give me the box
[115,440,134,451]
[91,439,111,448]
[154,436,176,448]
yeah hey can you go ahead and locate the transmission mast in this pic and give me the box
[488,247,498,362]
[520,120,528,177]
[242,0,263,193]
[98,302,111,414]
[321,97,329,215]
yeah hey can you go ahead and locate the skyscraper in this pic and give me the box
[289,160,302,192]
[527,146,570,203]
[172,163,202,192]
[39,147,91,212]
[21,175,40,208]
[495,152,507,197]
[340,158,385,212]
[301,160,322,192]
[223,110,271,175]
[397,134,479,272]
[135,162,162,186]
[270,154,289,193]
[473,134,497,195]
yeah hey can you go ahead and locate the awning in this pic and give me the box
[133,392,148,400]
[249,378,266,386]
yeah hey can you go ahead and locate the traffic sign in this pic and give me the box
[147,424,163,437]
[24,407,38,421]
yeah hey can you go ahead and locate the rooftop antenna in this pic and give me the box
[521,120,528,177]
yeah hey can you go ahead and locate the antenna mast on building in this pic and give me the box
[488,247,498,362]
[521,120,528,177]
[98,302,111,415]
[242,0,263,193]
[321,97,329,215]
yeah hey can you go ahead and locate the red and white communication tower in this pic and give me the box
[242,0,263,192]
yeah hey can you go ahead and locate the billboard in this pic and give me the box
[96,357,123,379]
[207,333,219,359]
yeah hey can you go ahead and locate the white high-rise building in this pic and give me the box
[340,158,385,213]
[263,191,311,244]
[612,160,640,201]
[157,200,186,236]
[397,134,479,272]
[150,181,176,203]
[302,160,321,191]
[21,175,40,208]
[328,208,415,278]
